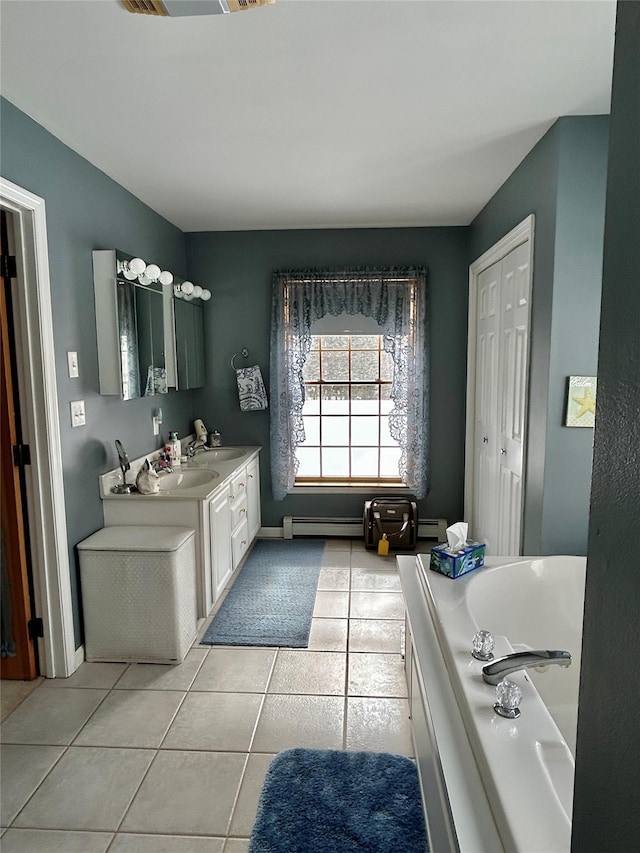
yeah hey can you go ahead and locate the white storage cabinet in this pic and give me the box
[78,525,197,664]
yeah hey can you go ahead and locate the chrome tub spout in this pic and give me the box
[482,649,572,685]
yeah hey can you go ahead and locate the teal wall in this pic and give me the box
[0,97,195,645]
[574,4,640,847]
[186,228,470,528]
[470,116,609,554]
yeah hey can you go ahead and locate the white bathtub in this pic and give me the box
[401,554,586,853]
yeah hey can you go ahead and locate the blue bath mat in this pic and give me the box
[249,748,429,853]
[200,539,325,647]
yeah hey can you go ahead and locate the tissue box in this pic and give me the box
[430,540,485,579]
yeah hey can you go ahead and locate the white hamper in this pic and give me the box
[78,525,197,664]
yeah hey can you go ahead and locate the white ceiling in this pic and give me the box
[0,0,616,232]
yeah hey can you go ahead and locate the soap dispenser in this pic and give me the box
[168,431,181,466]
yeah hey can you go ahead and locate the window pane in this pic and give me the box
[322,335,348,350]
[301,415,320,445]
[380,447,401,476]
[351,447,379,477]
[297,447,320,477]
[322,416,349,445]
[351,351,378,382]
[322,447,349,476]
[322,384,349,414]
[380,385,393,414]
[352,416,379,445]
[351,384,379,414]
[302,384,320,415]
[322,351,349,381]
[380,416,396,446]
[380,350,394,381]
[351,335,379,350]
[303,351,319,381]
[310,335,320,350]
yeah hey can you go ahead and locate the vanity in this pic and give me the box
[100,447,261,618]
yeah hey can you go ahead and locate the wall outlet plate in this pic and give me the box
[70,400,85,427]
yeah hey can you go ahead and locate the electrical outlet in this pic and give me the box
[67,351,79,378]
[70,400,86,427]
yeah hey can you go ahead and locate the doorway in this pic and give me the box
[0,176,76,679]
[465,216,534,555]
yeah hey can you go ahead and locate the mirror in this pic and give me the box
[172,293,205,390]
[116,277,166,400]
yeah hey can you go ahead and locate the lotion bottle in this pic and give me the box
[168,431,181,466]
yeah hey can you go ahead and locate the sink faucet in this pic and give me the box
[187,439,208,458]
[482,649,572,685]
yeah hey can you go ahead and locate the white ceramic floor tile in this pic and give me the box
[121,751,246,836]
[0,745,65,826]
[349,591,404,620]
[317,567,351,590]
[161,692,263,752]
[228,752,275,837]
[348,619,404,654]
[0,688,107,745]
[224,840,250,853]
[268,650,346,695]
[191,648,276,693]
[347,653,408,697]
[73,690,185,748]
[109,833,224,852]
[307,618,348,651]
[350,567,401,592]
[345,697,413,756]
[115,649,207,691]
[40,662,128,690]
[350,551,397,571]
[312,590,349,618]
[323,540,351,552]
[0,828,113,852]
[252,694,344,752]
[13,746,155,831]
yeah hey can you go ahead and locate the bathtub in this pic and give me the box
[399,554,586,853]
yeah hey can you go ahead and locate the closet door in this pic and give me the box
[471,240,531,555]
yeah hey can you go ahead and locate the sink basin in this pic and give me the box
[197,448,245,462]
[157,469,219,492]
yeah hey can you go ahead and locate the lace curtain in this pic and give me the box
[270,267,429,500]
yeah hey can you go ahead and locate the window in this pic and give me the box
[297,334,403,484]
[270,267,429,500]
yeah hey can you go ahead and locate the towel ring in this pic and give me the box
[231,348,249,370]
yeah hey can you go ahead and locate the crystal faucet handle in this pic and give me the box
[494,678,522,719]
[472,629,495,661]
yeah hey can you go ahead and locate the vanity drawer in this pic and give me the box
[230,495,248,530]
[232,519,250,568]
[230,470,247,502]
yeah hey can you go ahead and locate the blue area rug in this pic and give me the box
[200,539,325,647]
[249,748,429,853]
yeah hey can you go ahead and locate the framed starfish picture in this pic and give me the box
[565,375,597,427]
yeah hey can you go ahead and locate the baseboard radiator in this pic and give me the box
[282,516,448,542]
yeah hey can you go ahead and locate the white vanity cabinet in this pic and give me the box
[102,448,261,619]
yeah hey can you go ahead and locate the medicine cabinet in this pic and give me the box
[93,249,208,399]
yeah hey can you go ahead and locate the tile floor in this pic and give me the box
[0,539,422,852]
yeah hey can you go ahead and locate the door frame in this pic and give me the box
[0,176,77,678]
[464,214,535,548]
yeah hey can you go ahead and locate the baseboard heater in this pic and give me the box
[283,516,448,542]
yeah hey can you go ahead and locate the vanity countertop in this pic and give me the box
[100,446,261,501]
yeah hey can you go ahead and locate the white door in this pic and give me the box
[468,220,533,556]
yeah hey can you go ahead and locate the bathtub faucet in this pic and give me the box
[482,649,572,685]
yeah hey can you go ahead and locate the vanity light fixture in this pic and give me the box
[172,281,211,302]
[117,256,175,288]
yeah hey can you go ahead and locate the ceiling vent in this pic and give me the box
[121,0,275,16]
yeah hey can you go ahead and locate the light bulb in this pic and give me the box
[145,263,161,281]
[192,285,203,299]
[123,269,138,280]
[159,270,173,286]
[129,257,146,276]
[181,281,194,295]
[200,289,211,301]
[183,293,194,301]
[138,274,152,286]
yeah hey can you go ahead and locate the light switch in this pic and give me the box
[70,400,86,427]
[67,351,79,378]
